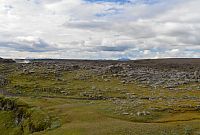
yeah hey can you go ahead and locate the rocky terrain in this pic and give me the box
[0,57,200,135]
[0,57,15,63]
[14,58,200,89]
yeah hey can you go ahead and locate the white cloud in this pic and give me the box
[0,0,200,59]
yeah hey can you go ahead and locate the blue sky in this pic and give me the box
[0,0,200,59]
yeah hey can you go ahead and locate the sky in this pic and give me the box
[0,0,200,59]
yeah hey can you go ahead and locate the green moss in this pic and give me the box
[1,65,200,135]
[0,96,59,135]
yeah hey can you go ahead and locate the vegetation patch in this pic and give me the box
[0,96,60,134]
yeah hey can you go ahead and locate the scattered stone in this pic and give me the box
[136,111,150,116]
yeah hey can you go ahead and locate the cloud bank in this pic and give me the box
[0,0,200,59]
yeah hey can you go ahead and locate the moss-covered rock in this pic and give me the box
[0,96,57,134]
[0,76,9,86]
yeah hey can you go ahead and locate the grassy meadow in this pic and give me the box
[0,63,200,135]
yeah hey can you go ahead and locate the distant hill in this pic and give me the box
[118,57,130,61]
[133,58,200,65]
[0,57,15,63]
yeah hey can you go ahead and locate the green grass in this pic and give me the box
[0,64,199,135]
[0,96,60,135]
[0,111,22,135]
[27,97,199,135]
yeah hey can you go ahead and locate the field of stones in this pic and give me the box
[0,58,200,135]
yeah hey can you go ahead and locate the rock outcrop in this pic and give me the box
[0,96,57,134]
[0,75,8,86]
